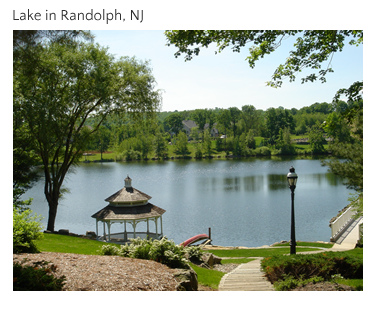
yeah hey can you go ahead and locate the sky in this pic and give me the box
[92,30,363,112]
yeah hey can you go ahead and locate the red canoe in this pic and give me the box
[181,234,210,247]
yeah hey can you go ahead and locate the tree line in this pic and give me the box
[84,99,359,160]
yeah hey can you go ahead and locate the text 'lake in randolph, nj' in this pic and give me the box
[24,157,351,247]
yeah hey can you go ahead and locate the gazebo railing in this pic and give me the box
[97,231,163,244]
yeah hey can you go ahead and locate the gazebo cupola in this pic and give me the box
[92,175,166,243]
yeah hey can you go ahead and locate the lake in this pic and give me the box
[23,157,350,247]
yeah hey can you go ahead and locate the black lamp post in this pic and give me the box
[287,166,298,255]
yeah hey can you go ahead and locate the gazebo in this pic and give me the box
[91,175,166,243]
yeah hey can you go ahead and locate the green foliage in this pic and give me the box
[173,131,190,156]
[165,30,362,91]
[98,244,121,256]
[255,146,271,156]
[15,38,161,232]
[13,260,66,291]
[308,123,326,154]
[185,246,204,262]
[273,275,325,291]
[153,132,168,159]
[194,143,203,159]
[261,252,363,284]
[100,237,189,269]
[13,207,44,254]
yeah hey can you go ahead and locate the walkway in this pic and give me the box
[218,258,274,291]
[218,217,362,291]
[331,217,363,251]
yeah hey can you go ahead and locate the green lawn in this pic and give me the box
[205,246,323,258]
[35,233,118,255]
[271,242,334,248]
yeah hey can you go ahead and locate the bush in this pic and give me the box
[255,146,271,156]
[13,206,44,254]
[13,260,66,291]
[98,244,120,256]
[261,252,363,284]
[99,237,189,268]
[273,275,325,291]
[185,246,204,262]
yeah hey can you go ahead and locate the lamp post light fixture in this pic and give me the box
[287,166,298,255]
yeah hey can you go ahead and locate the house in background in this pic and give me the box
[182,120,197,137]
[182,120,219,138]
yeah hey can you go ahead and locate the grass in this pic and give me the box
[204,246,323,258]
[35,233,118,255]
[272,242,334,248]
[189,263,226,289]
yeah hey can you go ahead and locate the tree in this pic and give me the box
[14,40,161,232]
[164,112,183,135]
[228,107,241,137]
[174,131,189,156]
[13,30,93,206]
[203,129,212,157]
[92,126,111,161]
[265,108,295,145]
[191,109,207,131]
[165,30,363,101]
[308,124,326,154]
[323,101,363,192]
[153,132,168,159]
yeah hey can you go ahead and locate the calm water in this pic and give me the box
[23,157,350,247]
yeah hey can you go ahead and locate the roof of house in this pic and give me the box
[182,120,197,129]
[91,202,166,221]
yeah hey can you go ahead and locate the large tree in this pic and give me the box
[165,30,363,103]
[14,39,161,231]
[13,30,93,207]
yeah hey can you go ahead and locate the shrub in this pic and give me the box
[148,237,188,268]
[261,252,363,284]
[101,237,189,269]
[273,275,325,291]
[98,244,120,256]
[13,206,44,254]
[13,260,66,291]
[255,146,271,156]
[185,246,204,262]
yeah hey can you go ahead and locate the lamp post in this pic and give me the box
[287,166,298,255]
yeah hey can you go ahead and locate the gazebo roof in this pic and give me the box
[91,203,166,221]
[92,175,166,221]
[105,187,151,203]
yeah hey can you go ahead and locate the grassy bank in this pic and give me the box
[34,234,336,290]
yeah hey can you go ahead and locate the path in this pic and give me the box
[331,217,363,251]
[218,258,274,291]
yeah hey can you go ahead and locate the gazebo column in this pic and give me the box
[147,220,150,239]
[132,220,136,239]
[103,222,106,240]
[155,217,158,237]
[160,216,163,238]
[124,221,127,242]
[96,219,99,240]
[107,221,111,242]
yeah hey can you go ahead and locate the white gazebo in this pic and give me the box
[92,175,166,243]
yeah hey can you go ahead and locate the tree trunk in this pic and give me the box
[46,199,59,232]
[45,180,60,232]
